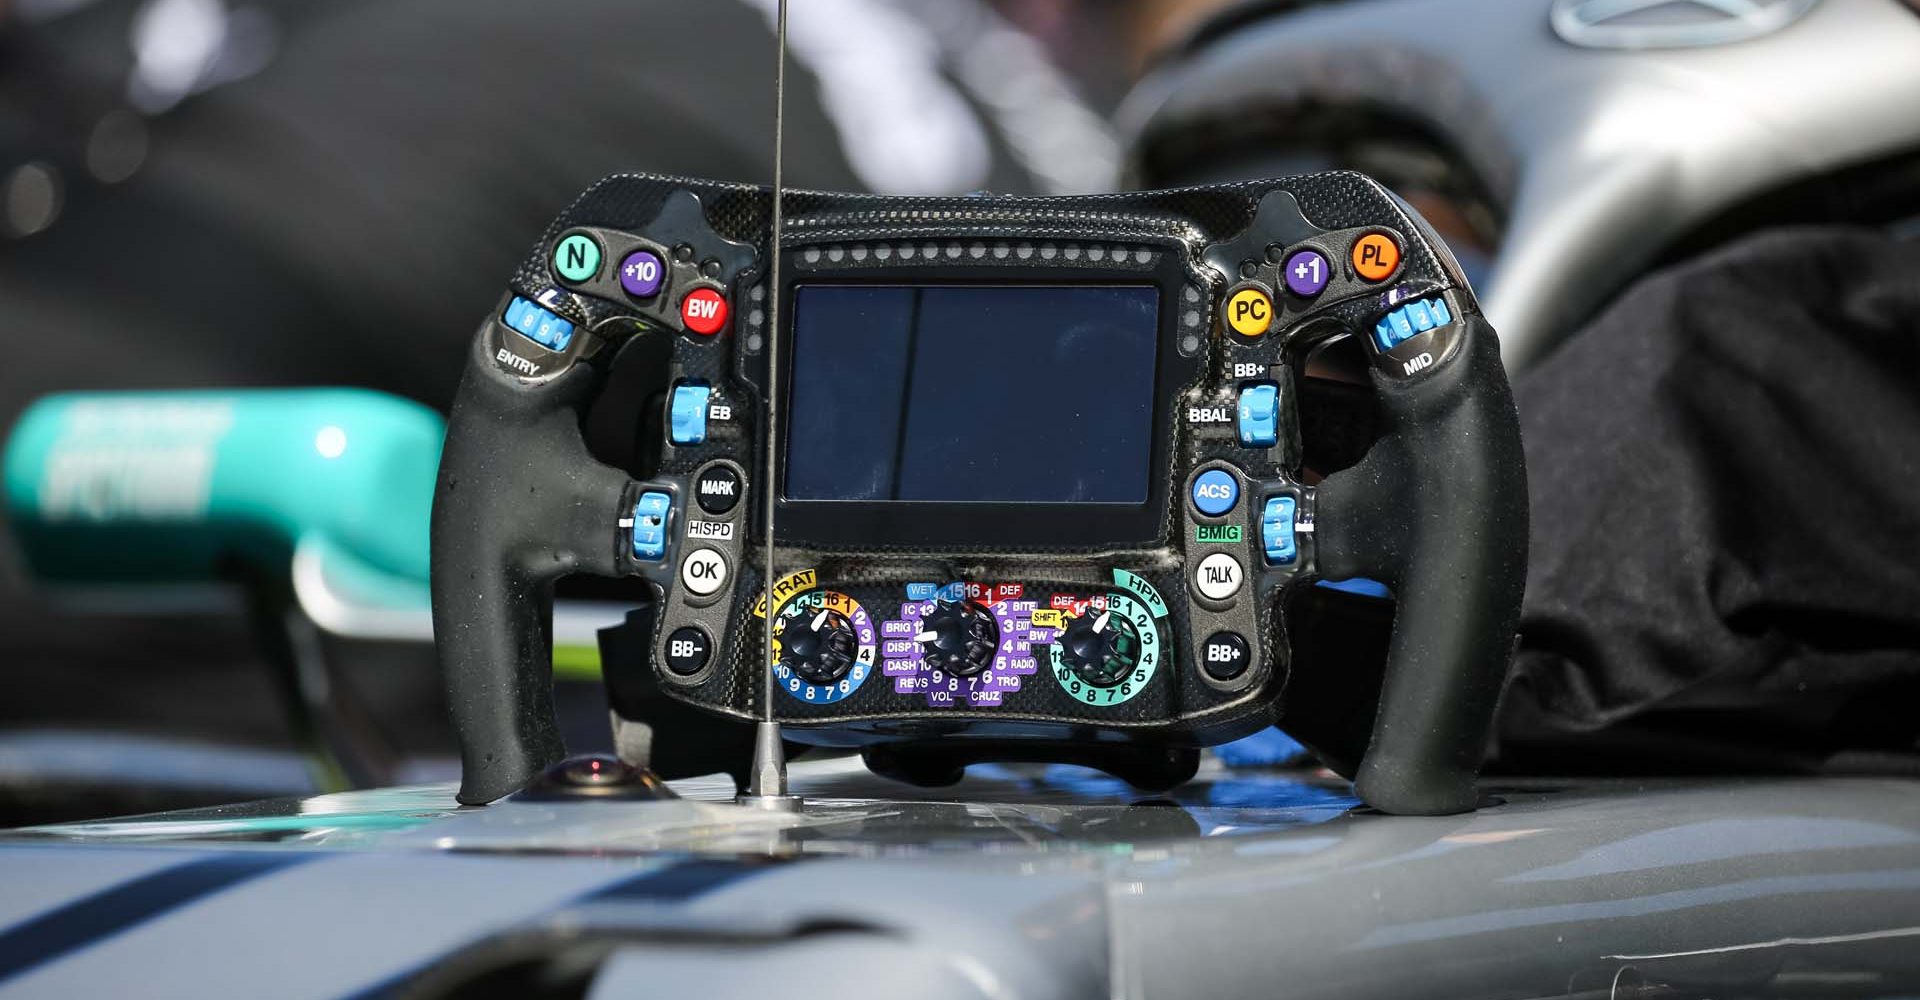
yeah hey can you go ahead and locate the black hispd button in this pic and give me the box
[1202,631,1250,681]
[665,626,712,675]
[694,465,741,514]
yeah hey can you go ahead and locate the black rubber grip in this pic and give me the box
[432,328,630,805]
[1315,313,1528,815]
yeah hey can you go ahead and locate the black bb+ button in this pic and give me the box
[1202,631,1250,681]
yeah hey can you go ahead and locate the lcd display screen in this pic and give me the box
[784,284,1160,504]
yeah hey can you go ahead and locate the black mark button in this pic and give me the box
[694,465,741,515]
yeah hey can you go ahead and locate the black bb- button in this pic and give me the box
[1202,631,1250,681]
[694,465,741,515]
[664,626,712,675]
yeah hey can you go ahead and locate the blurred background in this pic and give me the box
[3,0,1918,823]
[0,0,1241,822]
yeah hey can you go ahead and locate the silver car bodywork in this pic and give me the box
[2,758,1917,998]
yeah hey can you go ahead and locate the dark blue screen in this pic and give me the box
[785,285,1160,503]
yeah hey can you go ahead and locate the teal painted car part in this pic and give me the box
[3,389,443,587]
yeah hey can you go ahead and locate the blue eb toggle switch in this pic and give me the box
[1372,296,1452,352]
[632,491,671,560]
[669,383,711,445]
[1237,382,1278,448]
[1262,496,1297,564]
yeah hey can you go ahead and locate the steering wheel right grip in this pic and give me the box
[432,325,633,805]
[1314,311,1529,815]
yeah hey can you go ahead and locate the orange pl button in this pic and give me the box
[1351,233,1401,282]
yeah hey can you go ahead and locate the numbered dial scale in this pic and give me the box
[765,589,879,705]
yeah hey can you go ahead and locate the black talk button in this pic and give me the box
[1201,631,1250,681]
[665,626,713,675]
[694,465,742,515]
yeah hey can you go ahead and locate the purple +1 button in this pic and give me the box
[1283,248,1330,297]
[619,249,666,299]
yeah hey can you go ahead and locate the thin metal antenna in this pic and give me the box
[740,0,800,812]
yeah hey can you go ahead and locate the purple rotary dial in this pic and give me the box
[880,595,1050,708]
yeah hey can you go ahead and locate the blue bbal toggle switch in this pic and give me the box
[1237,382,1279,448]
[632,491,671,560]
[1261,496,1297,564]
[1192,468,1239,517]
[502,296,575,352]
[669,383,711,445]
[1372,295,1453,352]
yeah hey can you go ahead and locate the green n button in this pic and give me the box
[553,233,602,283]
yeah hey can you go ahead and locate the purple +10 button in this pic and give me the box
[620,249,665,298]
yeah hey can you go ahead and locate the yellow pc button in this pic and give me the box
[1225,285,1274,337]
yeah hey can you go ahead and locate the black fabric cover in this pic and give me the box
[1496,227,1920,775]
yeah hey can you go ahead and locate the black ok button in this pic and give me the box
[694,464,741,514]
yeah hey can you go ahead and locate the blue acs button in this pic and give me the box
[632,491,671,561]
[1237,382,1278,448]
[1261,496,1297,564]
[502,295,575,352]
[1192,469,1239,517]
[669,384,711,445]
[1372,295,1452,352]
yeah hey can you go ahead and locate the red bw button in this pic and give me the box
[680,287,729,335]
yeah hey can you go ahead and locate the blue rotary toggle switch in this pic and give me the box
[1371,296,1453,352]
[631,491,672,561]
[502,296,575,352]
[1237,382,1278,448]
[669,383,711,445]
[1261,496,1297,564]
